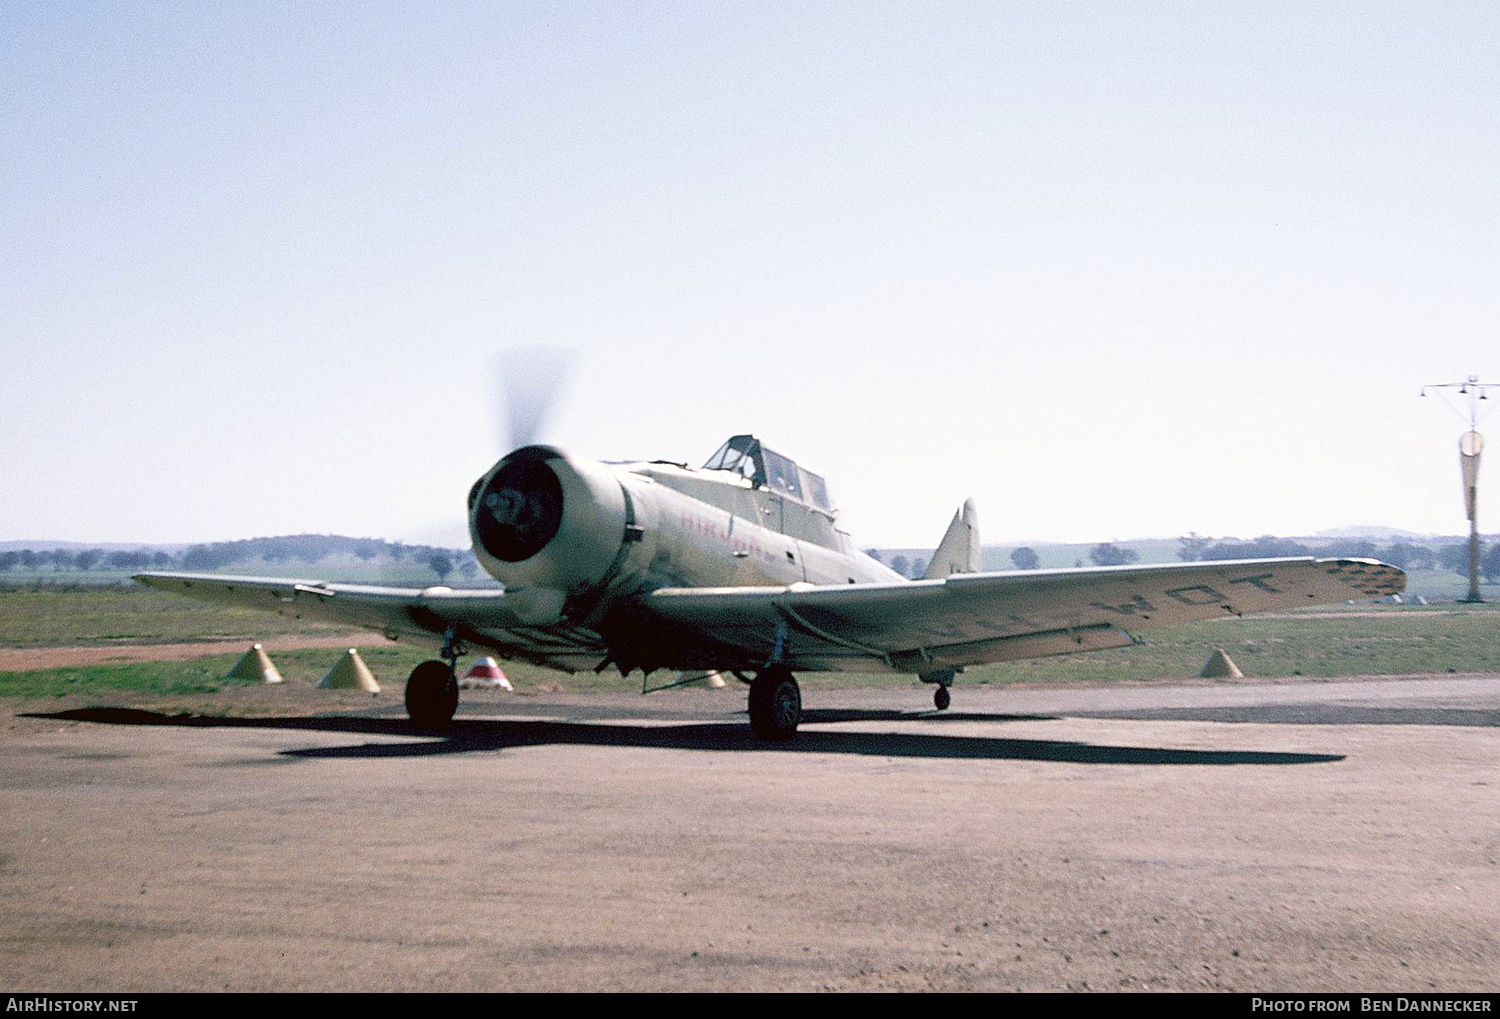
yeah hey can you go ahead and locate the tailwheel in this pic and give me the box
[933,685,951,711]
[748,666,801,741]
[405,659,459,729]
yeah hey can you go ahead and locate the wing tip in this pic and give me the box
[1317,557,1408,596]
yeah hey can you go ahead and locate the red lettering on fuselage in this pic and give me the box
[679,511,781,566]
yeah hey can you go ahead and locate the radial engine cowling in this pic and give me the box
[468,446,629,624]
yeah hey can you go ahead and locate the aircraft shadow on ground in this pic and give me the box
[799,707,1049,725]
[26,708,1344,766]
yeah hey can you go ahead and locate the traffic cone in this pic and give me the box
[225,643,283,685]
[460,656,513,691]
[317,648,380,693]
[1200,648,1244,679]
[677,670,728,689]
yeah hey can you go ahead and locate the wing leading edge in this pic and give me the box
[636,557,1406,674]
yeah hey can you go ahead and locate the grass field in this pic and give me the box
[0,585,348,646]
[3,585,1500,705]
[0,645,563,700]
[970,608,1500,684]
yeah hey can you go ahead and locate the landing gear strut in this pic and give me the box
[748,666,801,740]
[406,626,461,728]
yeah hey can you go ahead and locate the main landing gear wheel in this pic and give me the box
[748,667,801,741]
[933,686,951,711]
[405,659,459,729]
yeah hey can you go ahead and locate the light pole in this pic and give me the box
[1420,375,1498,603]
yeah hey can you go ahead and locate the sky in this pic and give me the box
[3,1,1499,550]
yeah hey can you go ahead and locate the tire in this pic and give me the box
[405,659,459,729]
[748,668,801,740]
[933,685,951,711]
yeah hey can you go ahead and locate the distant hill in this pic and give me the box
[1310,525,1437,540]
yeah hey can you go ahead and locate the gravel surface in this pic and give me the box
[2,675,1497,992]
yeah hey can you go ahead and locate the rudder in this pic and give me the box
[923,498,981,578]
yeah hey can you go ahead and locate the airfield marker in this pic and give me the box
[317,648,380,693]
[460,655,513,690]
[1200,648,1245,679]
[224,642,284,685]
[676,670,728,689]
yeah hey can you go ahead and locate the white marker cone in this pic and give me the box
[225,643,283,685]
[1200,648,1245,679]
[317,648,380,693]
[460,656,513,691]
[677,671,728,689]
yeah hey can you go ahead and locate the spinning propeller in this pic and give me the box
[497,345,574,453]
[373,347,576,586]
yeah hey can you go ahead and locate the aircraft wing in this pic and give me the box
[132,572,608,671]
[635,558,1406,674]
[137,557,1404,678]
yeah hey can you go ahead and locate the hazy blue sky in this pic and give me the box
[4,1,1499,548]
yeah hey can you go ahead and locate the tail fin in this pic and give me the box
[923,498,981,579]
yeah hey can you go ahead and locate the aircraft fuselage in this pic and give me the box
[468,445,903,628]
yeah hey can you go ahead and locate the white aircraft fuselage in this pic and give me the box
[468,439,902,627]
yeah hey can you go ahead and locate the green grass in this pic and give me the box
[0,645,604,699]
[0,584,348,646]
[972,609,1500,685]
[0,635,663,698]
[0,659,264,698]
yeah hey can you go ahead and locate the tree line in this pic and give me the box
[872,535,1499,582]
[1174,533,1499,581]
[0,535,484,583]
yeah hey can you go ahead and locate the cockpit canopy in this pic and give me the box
[702,435,834,512]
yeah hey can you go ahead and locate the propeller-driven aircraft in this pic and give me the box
[137,432,1407,739]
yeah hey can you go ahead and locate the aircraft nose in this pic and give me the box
[471,449,565,563]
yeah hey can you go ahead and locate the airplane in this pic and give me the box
[136,433,1407,739]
